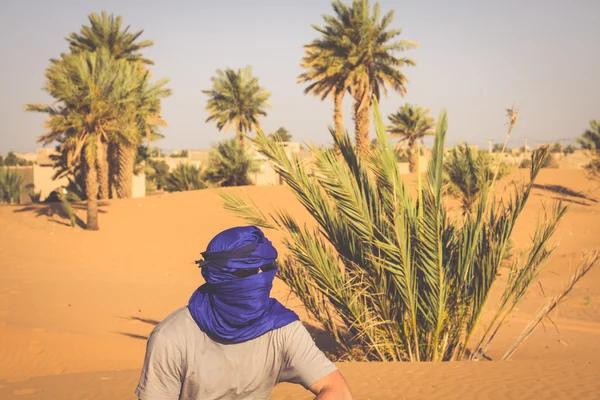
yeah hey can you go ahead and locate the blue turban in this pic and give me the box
[188,226,299,343]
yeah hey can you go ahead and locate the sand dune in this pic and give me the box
[0,169,599,399]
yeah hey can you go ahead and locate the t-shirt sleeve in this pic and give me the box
[136,330,184,400]
[279,322,338,389]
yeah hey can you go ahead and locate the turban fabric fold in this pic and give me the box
[188,226,299,343]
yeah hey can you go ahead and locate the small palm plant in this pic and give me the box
[444,144,511,214]
[165,164,205,192]
[0,168,23,204]
[202,139,259,187]
[223,100,590,362]
[578,120,600,181]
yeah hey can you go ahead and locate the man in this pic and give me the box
[136,226,353,400]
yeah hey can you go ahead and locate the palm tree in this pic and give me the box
[350,0,417,155]
[203,66,271,147]
[387,104,435,172]
[302,1,416,155]
[202,139,259,187]
[27,50,145,230]
[299,2,353,141]
[222,100,583,362]
[114,77,171,198]
[65,11,166,199]
[268,127,293,142]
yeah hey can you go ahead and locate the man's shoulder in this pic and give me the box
[151,306,198,342]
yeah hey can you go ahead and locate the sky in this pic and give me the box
[0,0,599,154]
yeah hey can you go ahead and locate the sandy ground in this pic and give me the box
[0,169,599,399]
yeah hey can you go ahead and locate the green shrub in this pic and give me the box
[203,139,259,187]
[0,168,23,204]
[224,101,569,362]
[165,163,205,192]
[444,144,512,214]
[520,158,532,168]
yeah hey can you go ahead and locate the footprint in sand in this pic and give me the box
[13,388,38,395]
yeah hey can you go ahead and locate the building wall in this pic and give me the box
[132,173,146,198]
[33,165,69,201]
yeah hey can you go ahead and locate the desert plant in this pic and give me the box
[578,121,600,180]
[0,168,23,204]
[203,66,271,147]
[444,144,511,214]
[387,104,435,172]
[202,139,259,187]
[520,158,532,169]
[268,127,293,142]
[223,100,572,362]
[64,12,170,199]
[165,163,205,192]
[28,190,42,203]
[300,0,417,155]
[563,144,575,155]
[1,152,33,166]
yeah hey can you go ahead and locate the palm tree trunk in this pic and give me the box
[84,150,99,230]
[333,88,345,142]
[237,121,245,148]
[96,139,109,200]
[108,142,119,198]
[353,84,371,156]
[115,144,135,198]
[408,139,418,173]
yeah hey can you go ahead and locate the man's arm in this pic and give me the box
[279,322,353,399]
[309,370,353,400]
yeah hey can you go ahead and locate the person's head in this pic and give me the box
[198,226,278,281]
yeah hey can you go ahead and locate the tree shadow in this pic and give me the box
[13,201,108,229]
[532,184,597,203]
[122,316,161,326]
[112,331,148,340]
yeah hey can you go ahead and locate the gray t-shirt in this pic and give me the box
[136,307,337,400]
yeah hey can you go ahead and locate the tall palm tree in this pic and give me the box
[203,66,271,147]
[302,1,416,156]
[299,2,353,141]
[26,50,144,230]
[387,104,435,172]
[66,11,163,199]
[349,0,417,155]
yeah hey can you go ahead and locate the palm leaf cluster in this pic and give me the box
[0,168,23,204]
[203,139,260,187]
[578,120,600,180]
[300,0,417,154]
[165,164,206,192]
[203,66,271,146]
[444,144,512,214]
[224,100,567,362]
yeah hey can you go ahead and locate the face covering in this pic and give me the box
[188,226,299,343]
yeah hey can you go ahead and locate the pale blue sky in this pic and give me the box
[1,0,598,153]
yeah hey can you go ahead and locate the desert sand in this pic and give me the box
[0,169,599,399]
